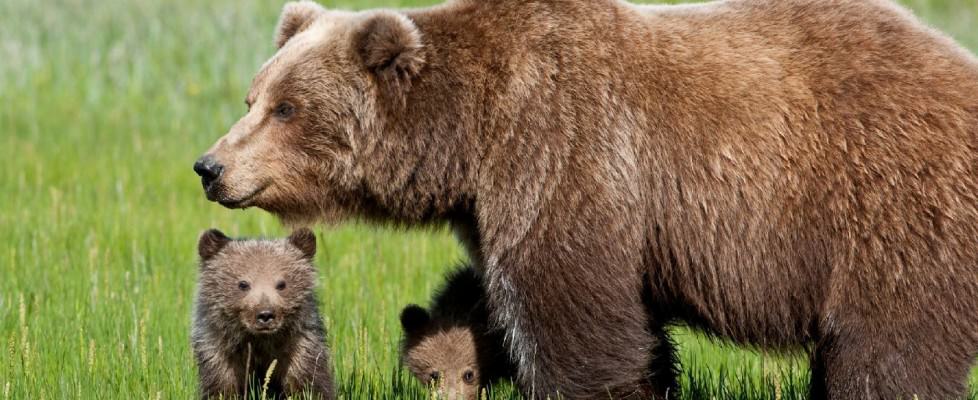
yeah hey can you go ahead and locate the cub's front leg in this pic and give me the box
[195,352,241,399]
[283,334,335,399]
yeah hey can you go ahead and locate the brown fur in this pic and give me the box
[196,0,978,398]
[191,229,334,399]
[399,265,516,400]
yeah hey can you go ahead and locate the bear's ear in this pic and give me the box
[276,1,326,49]
[198,229,231,261]
[354,11,425,95]
[400,304,431,336]
[288,228,317,260]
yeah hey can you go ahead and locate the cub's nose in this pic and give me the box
[193,155,224,188]
[256,310,276,324]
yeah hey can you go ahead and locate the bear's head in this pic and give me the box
[196,228,319,335]
[399,304,484,400]
[193,1,427,224]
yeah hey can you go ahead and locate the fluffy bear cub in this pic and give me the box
[192,228,334,399]
[400,264,515,400]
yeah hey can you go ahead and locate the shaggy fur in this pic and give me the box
[191,229,334,399]
[399,265,516,400]
[195,0,978,398]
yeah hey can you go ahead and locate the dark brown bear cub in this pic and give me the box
[192,228,334,399]
[400,264,515,400]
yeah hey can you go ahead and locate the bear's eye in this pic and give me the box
[238,281,250,291]
[428,371,440,384]
[462,370,475,384]
[272,102,295,120]
[275,280,286,291]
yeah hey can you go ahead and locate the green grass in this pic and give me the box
[0,0,975,398]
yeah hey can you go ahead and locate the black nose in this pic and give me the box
[193,155,224,188]
[256,311,275,324]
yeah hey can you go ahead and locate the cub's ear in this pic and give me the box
[198,229,231,261]
[288,228,317,260]
[354,11,425,95]
[276,1,326,49]
[400,304,431,336]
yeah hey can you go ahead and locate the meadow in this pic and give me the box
[1,0,976,398]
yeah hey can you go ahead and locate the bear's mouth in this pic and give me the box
[242,319,283,335]
[214,183,269,209]
[248,325,280,334]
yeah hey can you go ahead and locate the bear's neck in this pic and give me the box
[351,10,495,225]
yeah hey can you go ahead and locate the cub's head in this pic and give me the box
[196,228,318,335]
[193,1,425,224]
[399,305,482,400]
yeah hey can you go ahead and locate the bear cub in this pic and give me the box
[192,228,334,399]
[400,264,515,400]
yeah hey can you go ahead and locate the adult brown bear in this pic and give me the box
[193,0,978,398]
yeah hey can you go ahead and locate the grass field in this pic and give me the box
[1,0,976,398]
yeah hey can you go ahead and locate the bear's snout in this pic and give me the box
[193,155,224,191]
[247,307,283,333]
[256,310,276,325]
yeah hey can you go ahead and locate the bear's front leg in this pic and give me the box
[195,354,241,400]
[284,334,335,400]
[483,234,674,399]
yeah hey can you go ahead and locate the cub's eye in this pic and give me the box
[428,371,440,384]
[238,281,250,291]
[462,370,475,384]
[275,281,286,291]
[272,102,295,120]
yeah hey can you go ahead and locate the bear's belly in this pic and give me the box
[651,250,828,349]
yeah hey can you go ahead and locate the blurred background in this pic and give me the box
[1,0,975,398]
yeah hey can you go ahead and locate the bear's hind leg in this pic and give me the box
[811,320,976,400]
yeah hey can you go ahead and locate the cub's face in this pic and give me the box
[194,2,424,224]
[400,305,482,400]
[197,229,318,335]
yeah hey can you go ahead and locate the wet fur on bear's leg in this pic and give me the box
[483,216,657,399]
[645,326,679,399]
[640,274,680,399]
